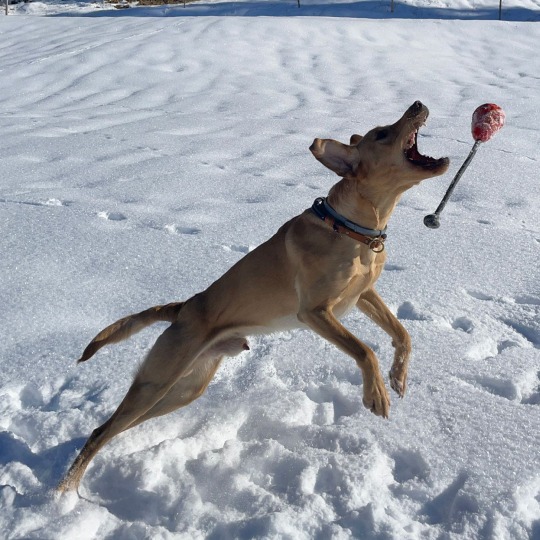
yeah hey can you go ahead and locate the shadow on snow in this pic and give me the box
[52,1,540,21]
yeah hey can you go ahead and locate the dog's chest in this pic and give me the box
[341,251,381,286]
[332,255,382,312]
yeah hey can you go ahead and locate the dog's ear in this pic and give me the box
[349,134,363,145]
[310,138,359,177]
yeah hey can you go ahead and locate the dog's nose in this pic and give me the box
[407,101,428,120]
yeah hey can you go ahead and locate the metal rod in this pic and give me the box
[433,139,481,215]
[424,139,482,228]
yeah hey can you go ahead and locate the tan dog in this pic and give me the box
[58,101,449,492]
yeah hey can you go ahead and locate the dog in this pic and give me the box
[58,101,449,492]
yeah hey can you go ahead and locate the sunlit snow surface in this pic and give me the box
[0,1,539,538]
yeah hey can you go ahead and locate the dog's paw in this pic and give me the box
[389,365,408,398]
[362,376,390,418]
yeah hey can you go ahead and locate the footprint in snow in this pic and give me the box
[98,211,127,222]
[222,244,251,254]
[466,337,499,361]
[242,196,269,204]
[466,335,522,361]
[306,384,361,423]
[464,369,540,405]
[397,301,429,321]
[385,263,406,272]
[515,295,540,306]
[473,375,519,401]
[451,317,475,334]
[43,198,69,207]
[521,370,540,405]
[500,318,540,349]
[467,290,494,302]
[165,224,200,236]
[391,448,431,484]
[0,197,70,208]
[282,181,321,190]
[421,472,479,526]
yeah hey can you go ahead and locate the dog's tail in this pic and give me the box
[78,302,185,363]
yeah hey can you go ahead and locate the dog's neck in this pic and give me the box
[327,178,403,231]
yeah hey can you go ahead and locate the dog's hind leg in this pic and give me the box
[57,332,248,492]
[125,336,249,429]
[124,358,224,429]
[356,288,411,397]
[58,320,211,492]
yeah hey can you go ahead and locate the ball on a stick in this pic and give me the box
[471,103,506,142]
[423,103,505,229]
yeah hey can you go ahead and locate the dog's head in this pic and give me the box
[310,101,449,191]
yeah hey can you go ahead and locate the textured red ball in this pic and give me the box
[471,103,505,142]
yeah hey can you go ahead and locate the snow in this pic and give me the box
[1,1,539,538]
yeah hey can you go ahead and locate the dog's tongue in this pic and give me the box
[405,130,416,149]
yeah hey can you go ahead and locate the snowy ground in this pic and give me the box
[1,1,539,539]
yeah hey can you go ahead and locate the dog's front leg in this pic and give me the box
[298,306,390,418]
[356,288,411,397]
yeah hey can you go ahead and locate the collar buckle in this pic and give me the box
[368,237,386,253]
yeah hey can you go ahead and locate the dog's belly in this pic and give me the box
[252,314,307,335]
[248,295,360,337]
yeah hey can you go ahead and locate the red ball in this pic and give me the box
[471,103,505,142]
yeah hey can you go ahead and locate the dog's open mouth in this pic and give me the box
[403,129,449,171]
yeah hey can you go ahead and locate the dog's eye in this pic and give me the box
[376,130,388,141]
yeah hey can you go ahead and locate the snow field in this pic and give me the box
[0,8,539,540]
